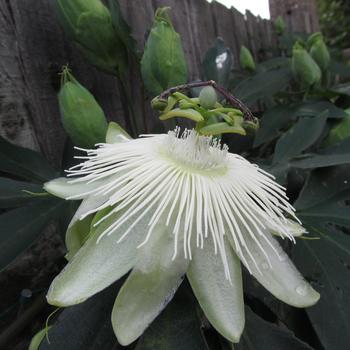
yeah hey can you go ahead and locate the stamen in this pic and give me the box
[58,128,303,280]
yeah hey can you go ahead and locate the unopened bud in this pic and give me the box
[141,7,188,96]
[292,42,321,87]
[199,86,217,109]
[55,0,127,75]
[58,68,108,148]
[240,46,256,71]
[324,108,350,146]
[275,16,286,35]
[309,33,330,71]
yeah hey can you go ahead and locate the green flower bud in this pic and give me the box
[307,32,322,47]
[292,42,321,88]
[55,0,127,75]
[199,86,217,109]
[141,7,188,97]
[324,108,350,146]
[240,46,256,71]
[309,34,330,71]
[275,16,286,35]
[58,68,108,148]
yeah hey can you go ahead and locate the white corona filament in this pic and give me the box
[66,128,299,281]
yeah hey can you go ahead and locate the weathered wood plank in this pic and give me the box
[211,1,239,65]
[231,7,250,66]
[0,0,278,161]
[0,2,41,152]
[185,0,216,79]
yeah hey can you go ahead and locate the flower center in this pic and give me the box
[160,128,229,174]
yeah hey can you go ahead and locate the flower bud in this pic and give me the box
[292,43,321,88]
[275,16,286,35]
[141,7,188,97]
[199,86,217,109]
[58,68,108,148]
[324,108,350,146]
[309,33,330,71]
[240,46,256,71]
[55,0,127,75]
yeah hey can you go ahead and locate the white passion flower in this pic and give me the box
[45,127,320,345]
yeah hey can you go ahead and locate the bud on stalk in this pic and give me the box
[292,43,321,88]
[275,16,286,35]
[308,33,330,71]
[240,46,256,71]
[55,0,127,75]
[324,108,350,146]
[58,68,108,148]
[141,7,188,97]
[199,87,217,109]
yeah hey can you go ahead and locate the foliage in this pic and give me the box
[1,1,350,350]
[317,0,350,49]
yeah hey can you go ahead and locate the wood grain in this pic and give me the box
[0,0,282,162]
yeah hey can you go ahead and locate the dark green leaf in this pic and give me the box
[135,290,207,350]
[254,101,346,147]
[202,38,233,88]
[295,165,350,211]
[254,105,293,147]
[235,306,313,350]
[291,138,350,169]
[40,283,122,350]
[233,68,292,106]
[273,116,327,164]
[329,82,350,96]
[329,59,350,80]
[293,225,350,350]
[298,189,350,227]
[0,136,57,182]
[256,57,290,72]
[288,101,346,119]
[0,177,43,208]
[0,198,66,270]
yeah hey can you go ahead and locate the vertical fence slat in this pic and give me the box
[211,2,240,65]
[185,0,216,78]
[1,0,287,160]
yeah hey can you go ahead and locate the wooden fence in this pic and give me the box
[0,0,278,165]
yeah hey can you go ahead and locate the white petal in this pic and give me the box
[44,177,101,200]
[227,227,320,307]
[105,121,132,143]
[187,236,244,343]
[65,215,93,261]
[64,195,111,260]
[68,194,109,230]
[111,221,189,346]
[268,218,307,237]
[46,208,153,307]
